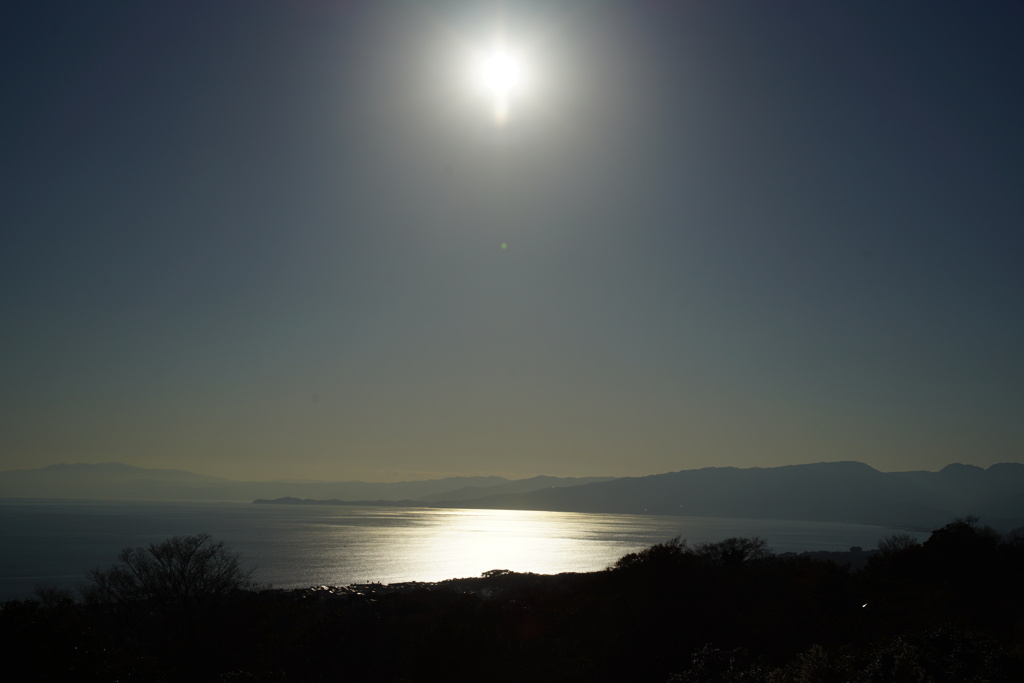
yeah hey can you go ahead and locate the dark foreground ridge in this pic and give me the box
[3,517,1023,682]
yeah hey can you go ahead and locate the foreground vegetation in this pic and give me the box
[3,518,1023,682]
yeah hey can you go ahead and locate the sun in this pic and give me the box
[473,44,528,125]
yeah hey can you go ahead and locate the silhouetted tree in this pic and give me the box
[611,536,690,571]
[33,582,76,608]
[924,515,1000,555]
[692,536,772,567]
[84,533,253,606]
[876,533,920,556]
[82,533,255,648]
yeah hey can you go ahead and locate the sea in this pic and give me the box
[0,499,932,601]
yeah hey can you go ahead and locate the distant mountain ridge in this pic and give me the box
[890,463,1024,514]
[416,475,616,503]
[445,461,1024,531]
[3,461,1023,531]
[0,462,595,504]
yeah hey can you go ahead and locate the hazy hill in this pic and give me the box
[0,462,229,500]
[448,461,1015,530]
[890,463,1024,528]
[0,463,581,503]
[200,477,514,503]
[888,464,1024,507]
[417,475,616,503]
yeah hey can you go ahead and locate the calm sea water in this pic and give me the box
[0,499,930,601]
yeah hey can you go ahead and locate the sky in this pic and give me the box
[3,1,1023,482]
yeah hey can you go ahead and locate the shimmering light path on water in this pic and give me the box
[0,500,930,600]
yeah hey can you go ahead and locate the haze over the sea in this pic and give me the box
[4,1,1022,482]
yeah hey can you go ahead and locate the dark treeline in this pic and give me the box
[3,517,1024,682]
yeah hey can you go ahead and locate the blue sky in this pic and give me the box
[3,1,1022,481]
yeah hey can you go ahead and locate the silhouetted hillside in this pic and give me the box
[5,520,1023,682]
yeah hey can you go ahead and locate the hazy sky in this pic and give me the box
[4,1,1023,481]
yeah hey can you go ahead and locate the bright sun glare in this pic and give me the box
[474,44,527,125]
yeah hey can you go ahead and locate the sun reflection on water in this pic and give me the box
[313,507,675,586]
[0,501,932,599]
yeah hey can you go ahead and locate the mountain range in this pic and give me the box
[0,462,609,504]
[2,461,1023,531]
[443,461,1024,531]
